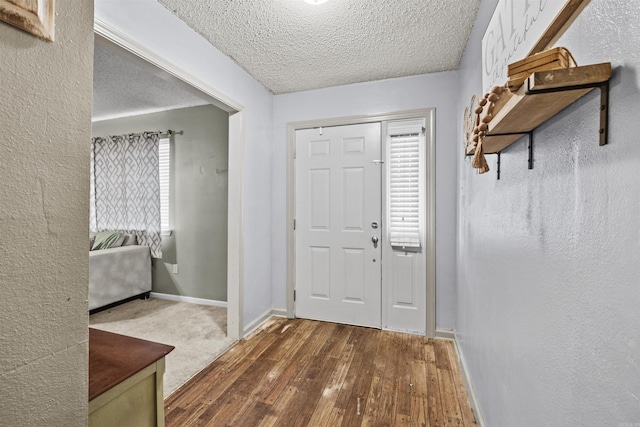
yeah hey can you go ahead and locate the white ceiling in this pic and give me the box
[92,43,208,122]
[158,0,482,94]
[92,0,481,120]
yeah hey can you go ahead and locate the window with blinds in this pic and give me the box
[387,120,424,250]
[158,138,171,233]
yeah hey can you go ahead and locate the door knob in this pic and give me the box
[371,235,379,248]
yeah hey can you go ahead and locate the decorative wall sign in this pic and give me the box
[463,94,478,151]
[481,0,588,93]
[0,0,55,41]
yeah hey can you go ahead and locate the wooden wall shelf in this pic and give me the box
[466,62,612,156]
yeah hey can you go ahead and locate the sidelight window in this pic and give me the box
[386,119,425,250]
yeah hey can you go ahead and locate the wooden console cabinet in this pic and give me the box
[89,328,174,427]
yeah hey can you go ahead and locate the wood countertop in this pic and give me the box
[89,328,174,401]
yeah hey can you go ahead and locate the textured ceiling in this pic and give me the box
[93,0,481,119]
[158,0,482,94]
[92,43,208,122]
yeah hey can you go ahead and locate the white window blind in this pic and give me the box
[158,138,170,233]
[387,120,424,249]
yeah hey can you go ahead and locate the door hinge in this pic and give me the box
[293,149,296,160]
[293,290,296,301]
[293,219,296,230]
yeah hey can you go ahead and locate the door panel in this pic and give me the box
[342,167,365,230]
[295,123,382,328]
[383,249,425,332]
[309,247,331,299]
[309,169,330,229]
[393,253,415,305]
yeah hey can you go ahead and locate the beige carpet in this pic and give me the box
[89,298,236,398]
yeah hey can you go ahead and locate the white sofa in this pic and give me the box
[89,245,152,312]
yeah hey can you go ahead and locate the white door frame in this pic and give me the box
[94,19,245,340]
[286,109,436,337]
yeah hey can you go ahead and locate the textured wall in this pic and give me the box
[92,105,229,301]
[456,0,640,425]
[95,0,274,327]
[0,1,94,425]
[273,72,460,331]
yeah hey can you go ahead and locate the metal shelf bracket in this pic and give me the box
[599,80,610,146]
[527,131,534,170]
[525,78,611,148]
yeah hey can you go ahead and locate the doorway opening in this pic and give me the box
[92,20,245,340]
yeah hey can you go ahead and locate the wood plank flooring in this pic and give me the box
[164,318,476,426]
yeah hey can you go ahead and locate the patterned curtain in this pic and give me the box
[90,132,162,258]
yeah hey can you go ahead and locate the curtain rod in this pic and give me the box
[94,130,184,141]
[110,130,184,139]
[158,129,183,137]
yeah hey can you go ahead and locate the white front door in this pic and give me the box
[295,123,382,328]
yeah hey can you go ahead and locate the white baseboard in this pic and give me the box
[271,308,288,318]
[435,329,456,340]
[452,334,485,427]
[242,308,289,337]
[243,308,274,337]
[150,292,227,308]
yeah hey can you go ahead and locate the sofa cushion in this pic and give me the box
[91,231,126,251]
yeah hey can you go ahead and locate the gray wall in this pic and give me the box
[456,0,640,425]
[0,1,94,425]
[92,105,229,301]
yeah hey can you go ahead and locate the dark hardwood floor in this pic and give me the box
[164,317,476,426]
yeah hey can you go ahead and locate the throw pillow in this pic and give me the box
[91,231,126,251]
[121,233,137,246]
[89,235,95,250]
